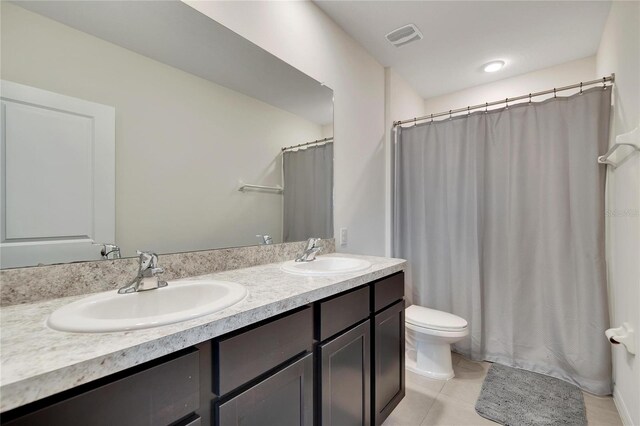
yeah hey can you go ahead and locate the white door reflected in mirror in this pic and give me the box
[0,81,115,268]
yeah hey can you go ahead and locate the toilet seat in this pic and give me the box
[405,305,467,332]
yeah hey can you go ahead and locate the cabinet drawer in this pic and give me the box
[214,307,313,396]
[317,286,370,341]
[217,353,314,426]
[373,272,404,313]
[4,350,199,426]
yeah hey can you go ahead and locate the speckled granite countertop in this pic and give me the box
[0,253,405,413]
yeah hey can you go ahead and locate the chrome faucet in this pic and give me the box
[118,251,168,294]
[256,234,273,245]
[94,243,121,260]
[295,238,322,262]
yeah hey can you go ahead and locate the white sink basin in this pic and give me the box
[47,280,247,333]
[281,256,372,276]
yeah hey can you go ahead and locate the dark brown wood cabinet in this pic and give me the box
[214,307,314,396]
[3,272,405,426]
[212,306,315,426]
[372,272,404,313]
[177,415,203,426]
[3,349,200,426]
[217,353,314,426]
[373,300,406,426]
[317,286,370,341]
[319,321,371,426]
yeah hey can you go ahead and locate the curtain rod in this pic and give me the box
[393,74,615,127]
[282,137,333,152]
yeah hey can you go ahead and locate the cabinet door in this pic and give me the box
[217,353,313,426]
[319,321,371,426]
[373,300,405,426]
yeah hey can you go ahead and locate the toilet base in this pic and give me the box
[406,349,454,380]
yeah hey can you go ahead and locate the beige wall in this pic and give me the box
[1,3,324,257]
[423,56,597,113]
[596,2,640,424]
[186,1,387,256]
[384,68,425,256]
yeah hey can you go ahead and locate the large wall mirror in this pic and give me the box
[0,1,334,268]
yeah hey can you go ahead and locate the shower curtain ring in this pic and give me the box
[485,102,488,113]
[528,93,532,104]
[603,77,607,89]
[413,117,417,127]
[430,114,433,124]
[505,98,509,109]
[467,106,470,116]
[553,88,557,98]
[449,110,452,120]
[580,82,583,94]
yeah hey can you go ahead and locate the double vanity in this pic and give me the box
[0,253,406,426]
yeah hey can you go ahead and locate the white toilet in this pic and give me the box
[405,305,468,380]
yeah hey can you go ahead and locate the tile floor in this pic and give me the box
[383,353,623,426]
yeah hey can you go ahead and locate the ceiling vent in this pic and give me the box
[385,24,423,48]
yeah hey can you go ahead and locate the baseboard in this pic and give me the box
[613,388,634,426]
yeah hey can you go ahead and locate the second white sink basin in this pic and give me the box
[47,280,247,333]
[281,256,372,276]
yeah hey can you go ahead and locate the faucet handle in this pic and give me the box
[119,251,167,294]
[305,238,321,250]
[295,238,322,262]
[136,250,159,270]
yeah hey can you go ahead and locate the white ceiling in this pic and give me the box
[314,1,612,99]
[14,1,333,125]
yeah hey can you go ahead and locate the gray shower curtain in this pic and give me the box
[394,87,612,394]
[283,143,333,242]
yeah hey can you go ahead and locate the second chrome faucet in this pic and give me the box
[118,251,168,294]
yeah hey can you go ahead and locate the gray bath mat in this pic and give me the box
[475,363,587,425]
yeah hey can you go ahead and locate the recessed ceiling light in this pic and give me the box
[483,60,505,73]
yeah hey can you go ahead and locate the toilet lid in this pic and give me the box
[405,305,468,331]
